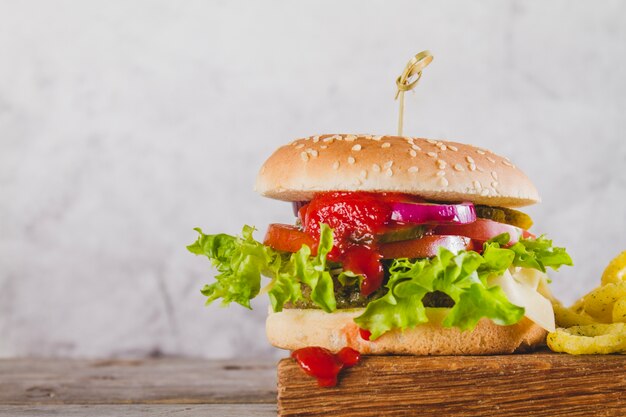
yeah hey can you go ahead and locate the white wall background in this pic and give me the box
[1,0,625,359]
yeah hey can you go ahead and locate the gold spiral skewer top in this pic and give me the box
[395,51,433,136]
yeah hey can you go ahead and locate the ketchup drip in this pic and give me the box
[291,346,361,387]
[342,246,384,296]
[358,328,372,341]
[299,192,409,296]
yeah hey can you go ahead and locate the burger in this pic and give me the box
[188,134,572,359]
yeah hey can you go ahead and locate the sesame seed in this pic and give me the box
[469,163,477,171]
[372,163,381,172]
[332,134,342,140]
[352,144,362,151]
[436,170,446,177]
[438,177,449,187]
[503,160,514,167]
[304,137,310,141]
[372,135,383,141]
[362,135,373,140]
[332,161,340,170]
[480,189,490,196]
[407,138,415,144]
[323,137,334,143]
[465,156,475,164]
[439,144,447,151]
[491,171,498,180]
[448,145,458,152]
[300,152,309,162]
[381,142,391,148]
[309,150,318,158]
[384,161,393,169]
[320,145,328,149]
[409,150,417,157]
[411,144,422,151]
[491,181,499,188]
[344,135,357,142]
[427,151,438,158]
[486,157,496,164]
[453,163,464,172]
[426,139,437,144]
[408,166,419,173]
[473,180,482,190]
[360,170,368,179]
[476,149,486,155]
[385,168,393,177]
[348,156,356,164]
[312,136,320,143]
[477,166,484,173]
[437,159,447,169]
[295,143,305,149]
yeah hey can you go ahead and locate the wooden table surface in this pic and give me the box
[4,354,626,416]
[0,358,278,416]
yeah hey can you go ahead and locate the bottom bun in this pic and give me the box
[266,308,547,355]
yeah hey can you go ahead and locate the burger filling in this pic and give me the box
[188,191,572,340]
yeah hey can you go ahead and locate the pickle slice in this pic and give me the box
[475,205,533,230]
[377,225,425,243]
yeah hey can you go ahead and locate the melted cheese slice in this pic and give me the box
[489,268,556,332]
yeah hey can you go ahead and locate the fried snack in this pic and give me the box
[612,297,626,323]
[582,282,626,323]
[552,302,597,327]
[547,323,626,355]
[601,250,626,285]
[548,252,626,354]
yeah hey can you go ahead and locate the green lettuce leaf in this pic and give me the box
[189,225,572,337]
[355,235,571,339]
[354,246,523,338]
[187,224,337,312]
[187,225,271,309]
[292,224,337,312]
[443,284,524,330]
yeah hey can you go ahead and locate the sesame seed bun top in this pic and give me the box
[255,134,540,208]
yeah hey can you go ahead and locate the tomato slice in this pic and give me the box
[435,218,523,245]
[379,235,472,259]
[264,224,317,254]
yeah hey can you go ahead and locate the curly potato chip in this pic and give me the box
[547,323,626,354]
[548,251,626,355]
[553,302,597,327]
[582,282,626,323]
[612,297,626,323]
[601,251,626,286]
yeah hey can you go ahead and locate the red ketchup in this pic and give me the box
[358,328,372,341]
[342,246,384,296]
[299,192,415,295]
[291,346,361,387]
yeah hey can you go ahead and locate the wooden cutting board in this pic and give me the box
[277,351,626,417]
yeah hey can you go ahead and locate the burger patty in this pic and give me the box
[284,284,454,309]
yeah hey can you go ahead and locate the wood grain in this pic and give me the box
[278,351,626,417]
[0,358,276,405]
[0,405,276,417]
